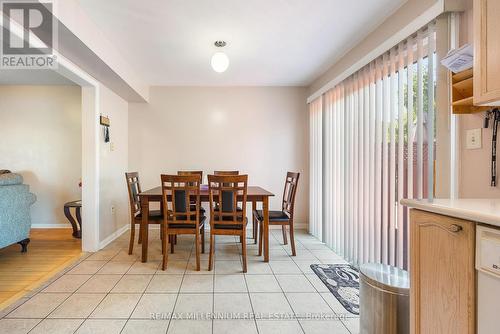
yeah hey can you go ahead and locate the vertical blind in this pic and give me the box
[309,97,323,240]
[309,23,436,270]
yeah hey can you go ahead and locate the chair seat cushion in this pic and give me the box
[214,217,248,230]
[168,215,207,228]
[135,210,163,220]
[168,216,206,229]
[214,205,242,212]
[254,210,290,222]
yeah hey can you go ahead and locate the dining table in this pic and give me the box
[138,185,275,263]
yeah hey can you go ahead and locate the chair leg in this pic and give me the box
[174,235,177,245]
[252,215,257,244]
[128,223,135,255]
[282,225,288,245]
[161,226,165,255]
[195,229,201,271]
[253,216,258,244]
[241,230,247,273]
[289,223,296,256]
[252,201,257,244]
[208,233,215,271]
[161,225,168,270]
[170,234,175,254]
[258,221,263,257]
[138,226,142,244]
[201,226,205,254]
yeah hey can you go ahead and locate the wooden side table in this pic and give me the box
[64,200,82,238]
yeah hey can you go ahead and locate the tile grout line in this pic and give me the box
[270,234,306,334]
[211,233,216,334]
[38,250,118,333]
[242,261,259,334]
[295,237,354,334]
[3,254,98,321]
[2,230,356,334]
[165,234,195,334]
[119,265,157,334]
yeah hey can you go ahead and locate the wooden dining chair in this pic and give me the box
[161,174,205,271]
[125,172,164,255]
[212,171,253,243]
[177,170,206,213]
[207,174,248,273]
[255,172,300,256]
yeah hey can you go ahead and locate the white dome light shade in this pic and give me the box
[211,52,229,73]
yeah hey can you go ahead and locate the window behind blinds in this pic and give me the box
[309,23,436,269]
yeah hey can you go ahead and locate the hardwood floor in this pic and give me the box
[0,228,83,309]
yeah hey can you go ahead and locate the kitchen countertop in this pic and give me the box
[401,198,500,228]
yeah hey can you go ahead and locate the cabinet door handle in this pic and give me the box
[449,224,463,233]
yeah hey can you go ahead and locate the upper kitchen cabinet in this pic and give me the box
[474,0,500,105]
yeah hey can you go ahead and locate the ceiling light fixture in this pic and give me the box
[211,40,229,73]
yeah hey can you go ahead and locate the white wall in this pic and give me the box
[0,86,82,227]
[98,84,130,243]
[129,86,309,226]
[308,0,441,96]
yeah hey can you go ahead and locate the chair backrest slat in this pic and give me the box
[161,174,201,225]
[178,171,203,185]
[208,174,247,226]
[282,172,300,218]
[125,172,142,217]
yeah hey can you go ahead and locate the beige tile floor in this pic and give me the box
[0,229,359,334]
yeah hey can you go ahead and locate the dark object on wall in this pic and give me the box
[103,126,110,143]
[100,115,110,143]
[64,200,82,238]
[100,115,110,127]
[0,170,11,175]
[484,109,500,186]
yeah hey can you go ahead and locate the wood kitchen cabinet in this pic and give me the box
[409,209,476,334]
[474,0,500,105]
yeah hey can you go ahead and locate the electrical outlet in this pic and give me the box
[111,205,116,215]
[466,128,482,149]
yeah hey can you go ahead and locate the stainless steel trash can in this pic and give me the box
[359,263,409,334]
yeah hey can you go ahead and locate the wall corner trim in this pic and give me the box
[98,224,129,250]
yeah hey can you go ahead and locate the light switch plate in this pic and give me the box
[466,128,482,149]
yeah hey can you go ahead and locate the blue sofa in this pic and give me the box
[0,173,36,252]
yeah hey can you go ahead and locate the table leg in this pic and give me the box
[64,206,80,239]
[252,200,257,244]
[75,206,82,238]
[141,196,149,263]
[263,196,269,262]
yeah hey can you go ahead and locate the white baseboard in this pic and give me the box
[99,224,129,249]
[31,224,72,229]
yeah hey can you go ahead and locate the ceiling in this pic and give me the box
[0,69,77,85]
[78,0,406,86]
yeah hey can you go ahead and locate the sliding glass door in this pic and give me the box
[309,23,437,270]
